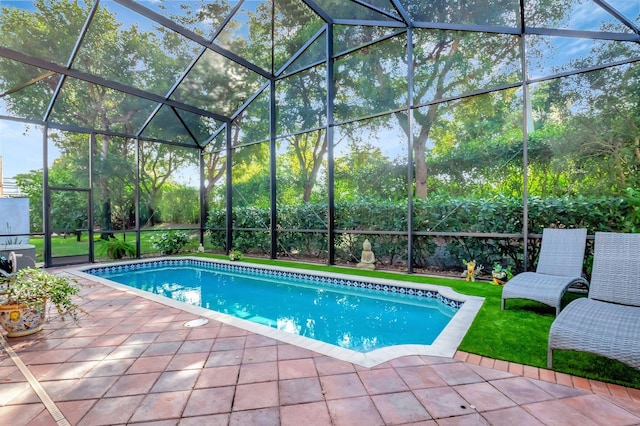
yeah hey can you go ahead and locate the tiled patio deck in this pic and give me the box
[1,272,639,425]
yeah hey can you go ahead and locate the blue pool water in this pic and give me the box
[87,260,461,353]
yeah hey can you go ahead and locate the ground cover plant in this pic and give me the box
[193,253,640,390]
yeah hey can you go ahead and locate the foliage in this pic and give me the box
[0,267,83,322]
[95,237,136,260]
[491,262,513,285]
[207,194,633,272]
[229,250,243,261]
[150,230,191,255]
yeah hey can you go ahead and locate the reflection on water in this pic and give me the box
[97,265,457,353]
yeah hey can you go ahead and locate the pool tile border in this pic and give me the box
[72,257,484,368]
[85,258,465,309]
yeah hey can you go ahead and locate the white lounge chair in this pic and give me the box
[548,232,640,370]
[501,228,588,316]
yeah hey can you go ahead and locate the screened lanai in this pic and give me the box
[0,0,639,270]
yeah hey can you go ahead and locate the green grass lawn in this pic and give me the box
[25,241,640,389]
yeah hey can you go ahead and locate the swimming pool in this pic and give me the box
[75,258,483,367]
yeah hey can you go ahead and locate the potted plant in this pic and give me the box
[491,262,513,285]
[0,267,83,337]
[229,250,243,261]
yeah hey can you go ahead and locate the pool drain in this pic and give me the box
[184,318,209,328]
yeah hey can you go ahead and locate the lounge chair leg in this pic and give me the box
[501,299,505,311]
[547,348,553,369]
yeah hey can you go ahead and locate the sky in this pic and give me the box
[0,120,47,179]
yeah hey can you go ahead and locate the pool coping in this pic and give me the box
[70,256,484,368]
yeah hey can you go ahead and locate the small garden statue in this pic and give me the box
[356,239,376,270]
[462,259,483,282]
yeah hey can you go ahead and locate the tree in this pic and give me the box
[0,0,200,236]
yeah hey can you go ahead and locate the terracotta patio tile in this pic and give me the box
[182,386,235,417]
[105,372,161,397]
[490,377,555,405]
[128,390,191,423]
[58,375,119,401]
[319,373,367,400]
[77,395,145,426]
[277,344,316,360]
[480,357,495,369]
[229,407,280,426]
[326,396,384,426]
[83,358,136,378]
[493,359,510,372]
[523,398,601,426]
[177,338,214,354]
[178,414,229,426]
[122,332,160,345]
[0,403,47,425]
[204,349,243,367]
[244,334,277,348]
[523,365,539,379]
[211,336,246,351]
[572,376,592,391]
[140,341,182,357]
[150,369,199,393]
[108,323,143,335]
[68,346,116,362]
[389,355,427,367]
[562,393,640,425]
[466,353,482,365]
[395,365,448,390]
[280,401,331,426]
[126,355,173,374]
[243,346,278,364]
[453,382,517,412]
[454,351,468,362]
[153,329,190,343]
[196,365,240,388]
[371,391,432,424]
[555,371,574,388]
[527,378,591,399]
[480,405,545,426]
[57,399,99,425]
[314,356,356,376]
[627,387,640,402]
[607,383,631,399]
[233,381,279,411]
[27,348,82,365]
[44,360,101,380]
[55,337,99,350]
[413,386,474,419]
[0,381,31,405]
[237,361,277,384]
[216,325,249,338]
[589,380,610,395]
[279,377,324,405]
[185,325,220,341]
[436,412,491,425]
[431,362,484,386]
[88,334,130,347]
[6,380,64,405]
[166,352,208,371]
[278,358,317,380]
[538,368,556,383]
[468,364,515,381]
[601,394,640,417]
[104,344,148,360]
[358,368,409,395]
